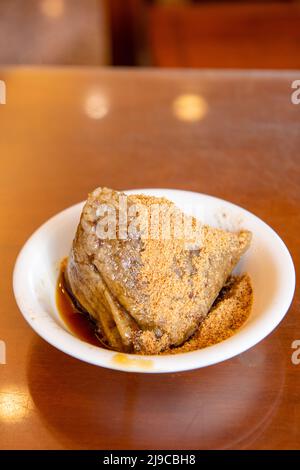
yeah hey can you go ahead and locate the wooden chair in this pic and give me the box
[107,0,300,69]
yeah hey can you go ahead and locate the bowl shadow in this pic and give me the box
[27,335,285,450]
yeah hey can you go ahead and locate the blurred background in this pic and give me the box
[0,0,300,68]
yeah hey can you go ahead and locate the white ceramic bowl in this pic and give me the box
[13,189,295,373]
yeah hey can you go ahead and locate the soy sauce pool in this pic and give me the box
[56,262,109,349]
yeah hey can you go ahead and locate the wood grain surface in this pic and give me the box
[0,68,299,449]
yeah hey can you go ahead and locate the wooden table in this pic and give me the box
[0,68,299,450]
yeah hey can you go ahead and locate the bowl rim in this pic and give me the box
[13,189,296,373]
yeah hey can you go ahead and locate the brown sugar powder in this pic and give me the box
[129,194,252,354]
[164,274,253,354]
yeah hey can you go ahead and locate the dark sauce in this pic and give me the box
[56,262,108,349]
[56,262,153,368]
